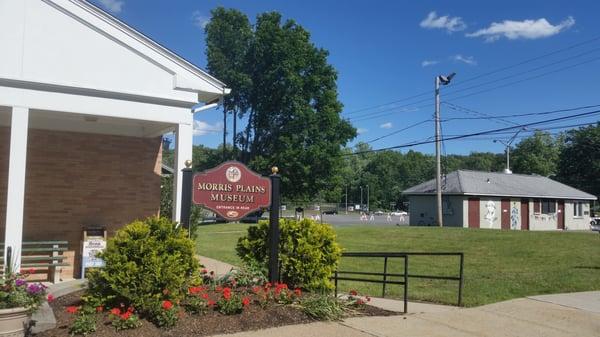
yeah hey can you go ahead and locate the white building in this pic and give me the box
[403,170,596,230]
[0,0,228,276]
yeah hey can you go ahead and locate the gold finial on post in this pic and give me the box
[185,159,193,168]
[271,166,279,175]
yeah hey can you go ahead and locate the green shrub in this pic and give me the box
[69,312,97,336]
[236,218,342,291]
[86,217,200,318]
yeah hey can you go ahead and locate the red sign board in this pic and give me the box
[192,161,272,221]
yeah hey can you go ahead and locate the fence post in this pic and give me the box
[382,256,388,298]
[334,270,338,297]
[403,255,408,313]
[268,167,281,283]
[458,253,464,307]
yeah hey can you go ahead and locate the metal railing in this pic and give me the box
[334,252,408,313]
[333,251,464,308]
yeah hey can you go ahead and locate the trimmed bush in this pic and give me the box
[86,217,200,317]
[236,218,342,291]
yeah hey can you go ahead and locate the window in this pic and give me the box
[541,199,556,214]
[574,202,583,217]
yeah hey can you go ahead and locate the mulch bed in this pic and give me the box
[34,291,397,337]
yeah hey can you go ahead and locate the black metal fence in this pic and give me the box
[333,251,464,310]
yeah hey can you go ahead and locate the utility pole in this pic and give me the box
[360,186,363,211]
[366,185,370,212]
[494,128,525,174]
[434,72,456,228]
[345,185,348,214]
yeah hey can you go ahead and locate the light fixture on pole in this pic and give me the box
[360,186,363,211]
[435,72,456,228]
[366,185,370,213]
[494,128,526,174]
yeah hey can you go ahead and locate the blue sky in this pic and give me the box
[93,0,600,155]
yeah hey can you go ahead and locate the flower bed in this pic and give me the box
[35,287,395,337]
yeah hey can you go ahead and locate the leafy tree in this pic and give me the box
[205,8,253,155]
[557,123,600,197]
[511,131,561,176]
[205,9,356,199]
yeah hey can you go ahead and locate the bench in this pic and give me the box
[0,241,69,283]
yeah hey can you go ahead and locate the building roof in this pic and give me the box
[403,170,597,200]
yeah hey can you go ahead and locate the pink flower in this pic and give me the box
[47,294,55,303]
[66,306,78,314]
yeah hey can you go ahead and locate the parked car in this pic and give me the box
[591,217,600,232]
[323,209,338,215]
[391,211,408,216]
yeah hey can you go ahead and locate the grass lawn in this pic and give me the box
[195,222,600,307]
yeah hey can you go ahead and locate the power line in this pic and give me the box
[348,53,600,123]
[344,109,600,156]
[442,102,600,122]
[364,119,432,144]
[341,35,600,117]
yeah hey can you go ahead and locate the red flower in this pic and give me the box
[207,300,216,307]
[110,308,121,316]
[349,290,358,296]
[120,311,132,320]
[294,288,302,297]
[127,306,134,313]
[242,297,250,307]
[96,306,104,313]
[215,286,223,292]
[189,286,202,295]
[47,294,54,303]
[201,269,208,274]
[201,293,209,300]
[252,286,261,294]
[223,287,232,300]
[162,300,173,310]
[66,306,78,314]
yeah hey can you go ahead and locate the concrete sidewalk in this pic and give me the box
[198,255,236,277]
[211,291,600,337]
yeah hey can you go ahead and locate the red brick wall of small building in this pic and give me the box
[0,127,162,279]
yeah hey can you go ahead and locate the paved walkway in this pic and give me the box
[210,292,600,337]
[198,255,236,276]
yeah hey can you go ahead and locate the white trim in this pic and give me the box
[404,192,596,201]
[3,107,29,272]
[172,122,193,223]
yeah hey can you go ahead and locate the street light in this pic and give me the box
[360,186,363,211]
[366,185,370,212]
[494,128,526,174]
[434,72,456,228]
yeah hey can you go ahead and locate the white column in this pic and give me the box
[3,107,29,273]
[172,123,193,223]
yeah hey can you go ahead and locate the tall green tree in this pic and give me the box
[205,8,253,157]
[511,131,561,176]
[205,9,356,199]
[557,123,600,197]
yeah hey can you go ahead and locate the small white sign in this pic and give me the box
[82,238,106,268]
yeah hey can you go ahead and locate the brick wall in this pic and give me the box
[0,127,162,279]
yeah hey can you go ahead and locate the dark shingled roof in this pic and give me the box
[403,170,597,200]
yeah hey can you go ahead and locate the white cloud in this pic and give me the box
[380,122,393,129]
[467,16,575,42]
[452,54,477,65]
[421,60,439,67]
[420,11,466,33]
[98,0,124,14]
[356,128,368,135]
[192,11,210,29]
[193,120,223,136]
